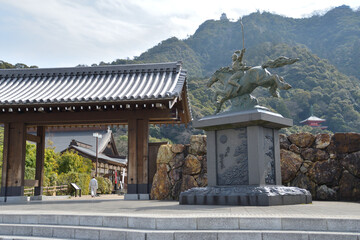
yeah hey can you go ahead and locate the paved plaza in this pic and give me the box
[0,195,359,219]
[0,195,359,239]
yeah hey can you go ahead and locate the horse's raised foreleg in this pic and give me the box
[207,76,217,88]
[269,85,280,97]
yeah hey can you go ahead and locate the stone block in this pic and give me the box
[280,149,303,183]
[157,145,175,164]
[58,215,80,226]
[126,231,146,240]
[183,155,202,175]
[189,135,207,155]
[156,217,196,230]
[197,217,239,230]
[13,225,32,236]
[32,226,53,237]
[99,230,126,240]
[240,218,281,230]
[180,186,311,206]
[20,215,38,224]
[332,133,360,154]
[268,195,283,205]
[125,194,139,200]
[262,231,308,240]
[279,134,290,150]
[194,195,205,204]
[102,216,127,228]
[180,175,198,193]
[75,228,100,240]
[150,164,171,200]
[147,231,174,240]
[282,194,302,205]
[4,196,30,203]
[0,225,13,235]
[3,215,20,223]
[128,217,155,229]
[218,231,262,240]
[38,215,57,225]
[282,218,327,231]
[174,232,217,240]
[79,215,103,226]
[308,232,358,240]
[327,219,360,232]
[139,194,149,200]
[257,194,271,206]
[315,133,331,149]
[53,227,74,238]
[288,132,315,148]
[172,144,185,153]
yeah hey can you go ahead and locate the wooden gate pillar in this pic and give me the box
[126,118,149,199]
[34,126,45,196]
[0,122,26,197]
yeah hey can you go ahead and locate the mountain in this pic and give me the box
[134,5,360,81]
[124,5,360,135]
[2,5,360,141]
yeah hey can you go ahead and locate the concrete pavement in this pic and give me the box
[0,195,359,239]
[0,194,359,219]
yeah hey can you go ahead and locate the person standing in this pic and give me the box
[89,176,98,198]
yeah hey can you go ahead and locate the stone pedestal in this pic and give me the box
[179,107,312,206]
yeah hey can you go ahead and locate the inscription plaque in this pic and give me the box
[216,128,248,185]
[264,128,276,184]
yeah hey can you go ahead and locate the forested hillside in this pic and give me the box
[1,5,360,143]
[107,5,360,137]
[0,60,37,69]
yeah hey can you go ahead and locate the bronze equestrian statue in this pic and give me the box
[207,48,298,113]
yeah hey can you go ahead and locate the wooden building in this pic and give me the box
[55,128,127,186]
[0,62,191,201]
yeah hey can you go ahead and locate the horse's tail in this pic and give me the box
[262,57,299,69]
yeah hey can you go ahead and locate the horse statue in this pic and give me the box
[208,56,298,113]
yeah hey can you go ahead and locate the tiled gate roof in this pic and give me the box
[0,62,186,106]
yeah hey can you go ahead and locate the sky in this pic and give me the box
[0,0,359,68]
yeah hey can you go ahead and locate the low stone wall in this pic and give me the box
[151,133,360,201]
[280,132,360,201]
[150,135,207,200]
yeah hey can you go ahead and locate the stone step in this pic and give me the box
[0,236,69,240]
[0,226,359,240]
[1,214,359,233]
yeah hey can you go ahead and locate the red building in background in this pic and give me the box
[300,106,327,129]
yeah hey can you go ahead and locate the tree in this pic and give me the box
[57,150,92,175]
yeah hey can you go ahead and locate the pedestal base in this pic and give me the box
[179,185,312,206]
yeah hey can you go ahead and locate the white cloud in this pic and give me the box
[0,0,359,67]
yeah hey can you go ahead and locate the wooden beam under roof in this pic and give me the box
[0,108,181,125]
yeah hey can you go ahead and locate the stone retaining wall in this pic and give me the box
[150,135,207,200]
[150,133,360,201]
[280,132,360,201]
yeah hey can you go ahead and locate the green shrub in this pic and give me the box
[57,172,81,196]
[79,173,90,195]
[96,176,113,194]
